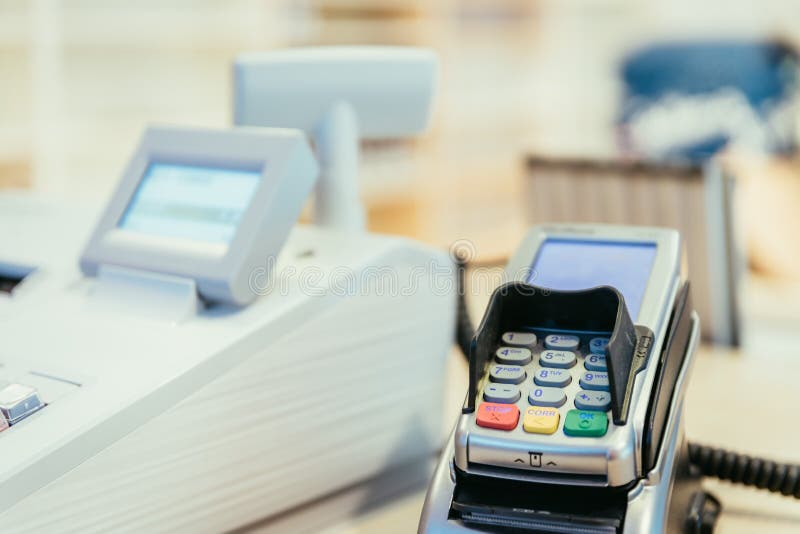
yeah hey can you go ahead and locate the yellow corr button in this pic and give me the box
[523,406,560,434]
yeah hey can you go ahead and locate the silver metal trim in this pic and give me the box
[624,313,701,533]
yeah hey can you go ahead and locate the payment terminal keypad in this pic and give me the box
[479,331,612,438]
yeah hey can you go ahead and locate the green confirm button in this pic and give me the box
[564,409,608,437]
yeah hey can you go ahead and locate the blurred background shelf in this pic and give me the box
[4,0,798,250]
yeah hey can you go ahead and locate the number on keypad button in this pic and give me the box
[575,390,611,411]
[579,371,609,391]
[528,386,566,407]
[544,334,579,351]
[534,368,571,388]
[585,354,607,371]
[490,365,526,384]
[484,384,521,404]
[539,350,576,369]
[495,347,532,365]
[589,337,609,354]
[501,332,537,347]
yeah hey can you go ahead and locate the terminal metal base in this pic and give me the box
[419,425,717,534]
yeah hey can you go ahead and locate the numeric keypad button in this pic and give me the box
[585,354,607,371]
[528,386,567,407]
[539,350,576,369]
[484,384,521,404]
[544,334,579,351]
[575,390,611,411]
[501,332,537,347]
[495,347,532,365]
[579,371,609,391]
[589,337,610,354]
[490,365,526,384]
[533,368,572,388]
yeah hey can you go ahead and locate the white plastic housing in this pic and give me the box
[233,46,438,232]
[233,46,438,139]
[79,125,319,305]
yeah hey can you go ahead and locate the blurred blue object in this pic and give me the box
[618,40,799,162]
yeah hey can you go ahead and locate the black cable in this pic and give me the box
[454,258,800,499]
[455,251,474,360]
[689,443,800,498]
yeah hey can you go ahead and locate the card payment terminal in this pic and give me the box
[419,224,709,533]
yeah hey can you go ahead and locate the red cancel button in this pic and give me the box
[476,402,520,431]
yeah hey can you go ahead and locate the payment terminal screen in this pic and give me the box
[119,162,261,245]
[528,239,657,319]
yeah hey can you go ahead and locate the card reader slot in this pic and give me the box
[451,469,630,533]
[467,462,608,486]
[642,281,693,474]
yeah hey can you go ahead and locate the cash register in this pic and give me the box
[0,122,453,531]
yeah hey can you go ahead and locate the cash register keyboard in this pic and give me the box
[0,382,45,431]
[476,331,612,438]
[0,364,80,433]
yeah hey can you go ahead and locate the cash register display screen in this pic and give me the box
[118,162,261,245]
[528,239,657,319]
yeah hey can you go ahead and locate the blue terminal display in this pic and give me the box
[528,239,657,320]
[118,162,261,245]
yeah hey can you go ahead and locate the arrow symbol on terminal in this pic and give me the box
[514,458,525,463]
[546,461,557,466]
